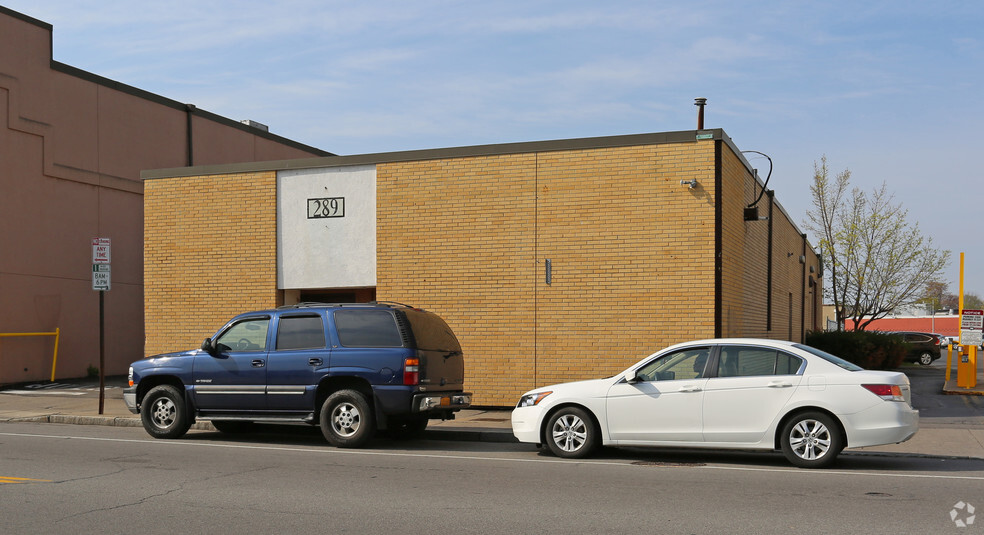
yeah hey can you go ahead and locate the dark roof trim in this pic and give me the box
[1,6,331,158]
[0,6,51,30]
[50,62,333,157]
[143,129,738,179]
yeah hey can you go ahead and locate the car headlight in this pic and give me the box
[516,391,552,408]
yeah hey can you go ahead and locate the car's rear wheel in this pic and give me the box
[918,351,934,365]
[140,384,191,439]
[544,407,598,459]
[780,411,843,468]
[320,389,375,448]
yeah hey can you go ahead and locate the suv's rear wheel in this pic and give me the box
[918,351,934,365]
[140,384,191,439]
[320,389,375,448]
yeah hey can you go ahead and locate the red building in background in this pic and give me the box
[844,316,959,338]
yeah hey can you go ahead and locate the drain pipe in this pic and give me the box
[185,103,196,166]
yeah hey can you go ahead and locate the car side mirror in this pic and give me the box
[626,372,643,384]
[201,338,216,355]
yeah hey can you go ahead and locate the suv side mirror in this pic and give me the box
[201,338,216,355]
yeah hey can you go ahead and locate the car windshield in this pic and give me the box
[793,344,864,371]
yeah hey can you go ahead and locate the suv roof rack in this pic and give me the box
[368,301,415,309]
[276,301,419,310]
[277,302,379,309]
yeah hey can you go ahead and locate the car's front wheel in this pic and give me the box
[544,407,599,459]
[320,389,375,448]
[140,384,191,439]
[780,411,843,468]
[918,351,934,365]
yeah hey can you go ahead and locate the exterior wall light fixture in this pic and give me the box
[680,178,698,189]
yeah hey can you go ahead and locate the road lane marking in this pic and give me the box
[0,476,52,484]
[1,429,983,482]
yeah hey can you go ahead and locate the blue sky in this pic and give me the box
[7,1,984,298]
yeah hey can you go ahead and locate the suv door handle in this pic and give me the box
[251,359,265,368]
[308,358,323,366]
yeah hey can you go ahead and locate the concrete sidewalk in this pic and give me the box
[1,374,983,460]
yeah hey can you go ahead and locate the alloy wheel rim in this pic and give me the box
[152,398,175,428]
[789,419,831,460]
[331,402,361,437]
[552,414,587,452]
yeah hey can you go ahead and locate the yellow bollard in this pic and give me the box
[957,345,978,388]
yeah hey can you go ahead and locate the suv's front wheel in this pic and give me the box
[320,389,375,448]
[140,384,191,439]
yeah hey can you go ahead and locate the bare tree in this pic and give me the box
[804,156,950,331]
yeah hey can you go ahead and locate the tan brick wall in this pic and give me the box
[721,145,823,342]
[376,154,538,406]
[144,171,279,356]
[142,136,822,407]
[377,142,718,406]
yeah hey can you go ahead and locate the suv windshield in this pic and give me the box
[794,344,864,371]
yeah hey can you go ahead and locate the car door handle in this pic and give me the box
[308,358,323,366]
[251,359,265,368]
[679,385,702,393]
[768,380,792,388]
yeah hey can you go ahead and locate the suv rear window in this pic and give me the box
[334,309,404,347]
[402,309,461,352]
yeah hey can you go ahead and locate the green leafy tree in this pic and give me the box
[805,156,950,331]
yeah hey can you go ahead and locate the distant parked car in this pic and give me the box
[511,338,918,468]
[892,332,943,365]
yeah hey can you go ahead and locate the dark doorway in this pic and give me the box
[299,288,376,303]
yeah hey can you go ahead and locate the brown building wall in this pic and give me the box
[0,8,327,384]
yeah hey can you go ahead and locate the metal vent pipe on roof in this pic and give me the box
[695,98,707,129]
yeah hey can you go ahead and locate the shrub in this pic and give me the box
[804,330,907,370]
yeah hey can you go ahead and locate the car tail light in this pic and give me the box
[863,384,904,401]
[403,357,420,385]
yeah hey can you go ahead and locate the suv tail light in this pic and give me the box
[403,357,420,385]
[863,384,905,402]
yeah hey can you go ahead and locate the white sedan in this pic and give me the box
[511,338,918,468]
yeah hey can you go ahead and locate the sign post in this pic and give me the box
[91,238,110,414]
[958,309,982,388]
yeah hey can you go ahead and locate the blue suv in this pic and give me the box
[124,303,471,447]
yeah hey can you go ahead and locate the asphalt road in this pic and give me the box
[2,422,983,534]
